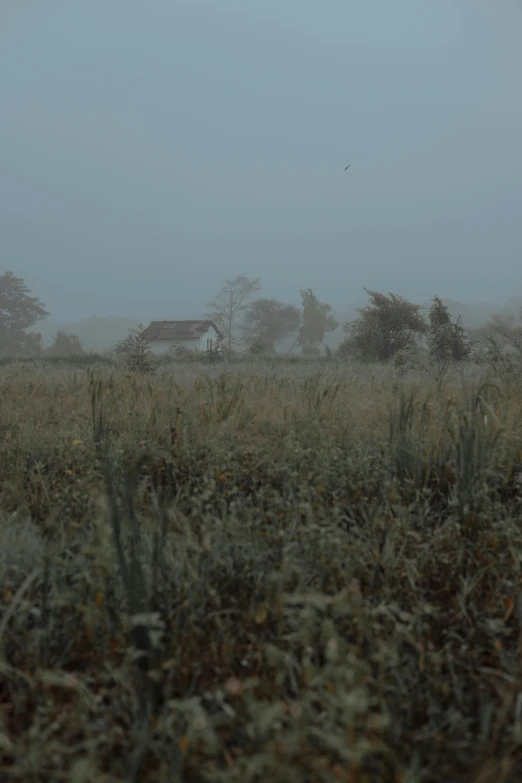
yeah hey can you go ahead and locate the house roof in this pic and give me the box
[144,320,222,340]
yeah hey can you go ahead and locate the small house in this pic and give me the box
[143,320,223,354]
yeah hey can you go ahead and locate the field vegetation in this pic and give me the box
[1,354,522,781]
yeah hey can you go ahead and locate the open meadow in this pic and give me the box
[1,356,522,782]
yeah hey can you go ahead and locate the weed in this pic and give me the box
[1,358,522,780]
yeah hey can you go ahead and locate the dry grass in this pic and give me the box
[1,356,522,781]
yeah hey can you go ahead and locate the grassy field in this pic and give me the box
[1,357,522,781]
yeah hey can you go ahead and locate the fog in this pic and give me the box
[2,0,521,335]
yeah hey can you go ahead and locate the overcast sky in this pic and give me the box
[2,0,521,323]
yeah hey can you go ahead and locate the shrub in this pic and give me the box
[114,323,156,374]
[340,289,427,362]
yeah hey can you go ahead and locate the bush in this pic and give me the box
[1,365,522,779]
[46,329,84,357]
[427,296,472,364]
[167,342,193,359]
[114,323,156,374]
[340,289,427,362]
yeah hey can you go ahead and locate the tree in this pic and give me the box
[477,310,522,384]
[427,296,472,365]
[340,288,427,362]
[2,331,43,357]
[392,297,473,385]
[113,333,135,356]
[114,323,156,373]
[298,289,337,356]
[205,274,261,354]
[0,271,49,355]
[486,311,522,354]
[47,329,84,356]
[241,298,301,354]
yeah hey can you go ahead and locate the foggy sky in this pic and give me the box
[2,0,521,324]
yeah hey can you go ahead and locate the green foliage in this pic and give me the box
[242,297,301,354]
[391,300,473,387]
[0,330,44,357]
[0,271,49,356]
[477,313,522,388]
[340,288,427,362]
[156,342,224,365]
[427,295,472,364]
[166,341,193,359]
[247,338,267,355]
[114,323,156,374]
[2,363,522,779]
[298,288,337,354]
[46,329,84,356]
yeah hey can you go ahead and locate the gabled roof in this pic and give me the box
[144,320,222,340]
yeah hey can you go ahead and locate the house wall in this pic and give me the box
[149,338,199,355]
[200,327,220,351]
[148,327,221,354]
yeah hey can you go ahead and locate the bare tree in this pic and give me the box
[205,274,261,354]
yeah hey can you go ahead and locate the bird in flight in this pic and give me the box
[344,165,351,171]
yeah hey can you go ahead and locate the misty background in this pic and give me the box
[2,1,521,352]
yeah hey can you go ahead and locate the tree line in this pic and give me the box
[204,274,337,356]
[1,271,522,378]
[203,275,494,376]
